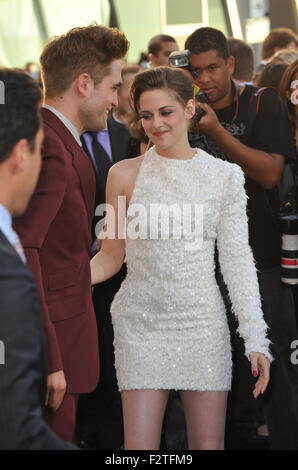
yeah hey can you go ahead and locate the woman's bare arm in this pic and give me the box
[91,162,127,285]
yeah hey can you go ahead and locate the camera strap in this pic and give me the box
[225,80,240,131]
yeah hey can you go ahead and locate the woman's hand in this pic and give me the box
[249,352,271,399]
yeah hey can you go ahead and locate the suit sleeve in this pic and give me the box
[25,248,63,373]
[15,138,67,373]
[216,164,273,361]
[0,258,76,450]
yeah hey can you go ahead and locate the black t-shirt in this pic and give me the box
[189,85,296,270]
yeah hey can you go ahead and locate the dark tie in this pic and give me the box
[85,131,112,183]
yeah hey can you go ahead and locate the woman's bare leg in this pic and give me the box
[180,390,228,450]
[122,389,169,450]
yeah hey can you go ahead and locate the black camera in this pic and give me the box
[169,49,208,122]
[168,50,192,68]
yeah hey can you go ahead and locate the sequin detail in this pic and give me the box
[111,146,272,391]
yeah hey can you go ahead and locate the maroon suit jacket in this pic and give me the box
[14,108,99,394]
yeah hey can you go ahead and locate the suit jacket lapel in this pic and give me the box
[0,229,21,261]
[41,108,96,228]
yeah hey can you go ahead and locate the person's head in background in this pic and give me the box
[40,24,129,134]
[148,34,179,67]
[113,64,141,125]
[271,48,298,66]
[279,58,298,136]
[257,61,288,89]
[138,52,149,70]
[227,38,254,85]
[185,27,234,109]
[0,69,43,217]
[261,28,298,63]
[25,62,39,80]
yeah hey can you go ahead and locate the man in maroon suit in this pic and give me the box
[14,25,129,442]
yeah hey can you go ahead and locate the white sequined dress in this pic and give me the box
[110,146,272,391]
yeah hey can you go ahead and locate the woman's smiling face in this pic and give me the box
[138,88,194,152]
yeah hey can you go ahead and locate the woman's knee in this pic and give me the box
[188,436,225,450]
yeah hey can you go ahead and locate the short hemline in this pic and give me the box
[118,386,231,392]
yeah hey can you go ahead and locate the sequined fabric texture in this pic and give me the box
[110,146,272,391]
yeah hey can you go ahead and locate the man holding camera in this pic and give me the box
[181,27,298,450]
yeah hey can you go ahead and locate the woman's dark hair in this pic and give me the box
[129,66,194,141]
[0,68,42,163]
[257,62,288,89]
[279,58,298,128]
[130,66,194,114]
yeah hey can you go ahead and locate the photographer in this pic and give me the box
[173,27,298,450]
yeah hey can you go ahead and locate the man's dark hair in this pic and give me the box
[148,34,177,56]
[261,27,298,60]
[0,69,42,163]
[185,27,229,61]
[227,38,254,82]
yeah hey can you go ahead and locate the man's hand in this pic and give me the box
[195,102,222,139]
[45,370,67,412]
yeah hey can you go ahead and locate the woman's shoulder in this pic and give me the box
[195,148,243,176]
[109,155,145,178]
[107,155,146,196]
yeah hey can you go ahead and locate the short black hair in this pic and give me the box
[0,69,41,163]
[148,34,177,56]
[185,27,229,61]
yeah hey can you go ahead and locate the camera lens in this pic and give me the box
[279,215,298,285]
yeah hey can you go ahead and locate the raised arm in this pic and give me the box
[198,101,285,188]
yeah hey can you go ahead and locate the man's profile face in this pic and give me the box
[152,41,179,66]
[81,59,122,131]
[190,49,234,109]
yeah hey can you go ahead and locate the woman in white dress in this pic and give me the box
[90,67,272,450]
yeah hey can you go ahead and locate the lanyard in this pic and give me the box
[229,79,240,126]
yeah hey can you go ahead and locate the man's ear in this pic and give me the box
[9,139,28,173]
[76,73,93,98]
[148,53,155,65]
[227,56,235,78]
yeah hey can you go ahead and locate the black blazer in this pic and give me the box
[0,230,75,449]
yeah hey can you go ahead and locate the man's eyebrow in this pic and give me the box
[192,62,218,69]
